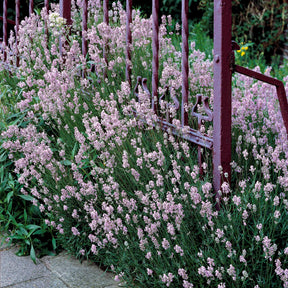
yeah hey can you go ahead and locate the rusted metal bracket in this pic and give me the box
[133,78,213,149]
[159,85,180,123]
[191,94,213,125]
[134,76,151,102]
[191,94,213,175]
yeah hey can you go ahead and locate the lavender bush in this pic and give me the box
[1,1,288,287]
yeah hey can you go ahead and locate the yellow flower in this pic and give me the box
[237,50,241,53]
[241,51,245,57]
[244,46,248,50]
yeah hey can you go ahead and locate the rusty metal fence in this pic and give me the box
[1,0,288,208]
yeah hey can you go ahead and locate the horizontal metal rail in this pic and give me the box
[234,65,288,134]
[157,118,213,149]
[0,16,15,26]
[133,111,213,149]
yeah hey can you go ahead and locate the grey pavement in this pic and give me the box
[0,234,122,288]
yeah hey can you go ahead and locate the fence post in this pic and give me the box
[45,0,49,12]
[126,0,132,86]
[59,0,72,26]
[15,0,20,66]
[82,0,88,57]
[3,0,7,61]
[44,0,49,40]
[152,0,159,113]
[103,0,109,78]
[213,0,232,209]
[29,0,34,16]
[59,0,71,56]
[181,0,189,126]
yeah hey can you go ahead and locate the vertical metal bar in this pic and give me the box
[15,0,20,38]
[276,84,288,134]
[60,0,72,26]
[213,0,232,209]
[103,0,109,24]
[29,0,34,16]
[198,145,203,175]
[45,0,49,12]
[82,0,88,57]
[3,0,7,61]
[15,0,20,66]
[198,118,203,176]
[103,0,109,78]
[181,0,189,126]
[152,0,159,113]
[59,0,72,56]
[44,0,49,40]
[126,0,132,86]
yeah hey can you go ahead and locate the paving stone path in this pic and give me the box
[0,234,121,288]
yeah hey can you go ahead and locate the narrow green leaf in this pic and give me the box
[8,213,18,225]
[52,237,57,250]
[0,152,7,162]
[5,191,14,203]
[24,209,27,223]
[33,229,46,236]
[71,143,78,159]
[19,227,28,236]
[16,250,25,257]
[11,235,26,240]
[62,160,72,166]
[18,194,35,201]
[26,224,41,230]
[0,166,4,182]
[30,245,36,264]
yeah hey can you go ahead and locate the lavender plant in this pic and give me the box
[1,1,288,287]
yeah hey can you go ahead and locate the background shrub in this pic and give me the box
[117,0,288,65]
[0,71,57,262]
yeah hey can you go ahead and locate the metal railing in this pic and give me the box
[1,0,288,209]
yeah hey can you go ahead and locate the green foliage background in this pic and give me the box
[119,0,288,64]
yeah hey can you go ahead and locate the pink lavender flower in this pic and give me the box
[262,236,277,261]
[162,238,170,250]
[232,195,241,206]
[91,244,98,255]
[227,264,236,281]
[178,268,188,280]
[174,245,184,256]
[147,268,153,276]
[71,227,80,236]
[183,280,194,288]
[145,252,152,259]
[160,273,174,287]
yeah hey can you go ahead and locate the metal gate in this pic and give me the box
[1,0,288,209]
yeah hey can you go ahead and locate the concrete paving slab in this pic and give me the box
[2,275,68,288]
[41,251,120,288]
[0,246,50,288]
[0,231,121,288]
